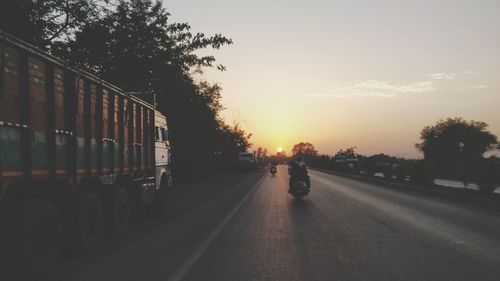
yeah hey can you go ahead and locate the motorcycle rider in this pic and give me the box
[288,154,311,193]
[270,162,277,174]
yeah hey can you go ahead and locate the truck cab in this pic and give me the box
[154,110,172,191]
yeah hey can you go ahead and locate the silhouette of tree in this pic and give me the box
[468,157,500,193]
[0,0,107,49]
[261,148,268,163]
[291,142,318,157]
[256,147,262,158]
[273,150,287,164]
[307,154,331,169]
[416,118,498,168]
[334,147,357,159]
[214,123,252,168]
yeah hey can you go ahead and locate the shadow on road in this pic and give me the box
[288,197,316,224]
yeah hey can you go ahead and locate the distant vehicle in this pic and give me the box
[237,152,256,167]
[0,31,172,276]
[270,164,277,176]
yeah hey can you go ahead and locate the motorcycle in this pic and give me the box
[270,165,277,176]
[290,180,310,199]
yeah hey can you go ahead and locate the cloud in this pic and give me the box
[459,84,487,91]
[425,72,455,80]
[469,84,486,89]
[309,79,437,98]
[461,71,480,75]
[308,72,487,98]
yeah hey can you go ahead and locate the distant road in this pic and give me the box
[59,166,500,281]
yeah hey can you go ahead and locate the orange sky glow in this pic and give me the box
[167,0,500,158]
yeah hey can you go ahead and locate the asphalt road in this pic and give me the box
[60,165,500,281]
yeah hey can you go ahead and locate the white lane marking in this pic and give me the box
[167,172,267,281]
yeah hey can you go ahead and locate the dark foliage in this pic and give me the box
[416,118,497,170]
[416,118,499,192]
[407,160,435,185]
[291,142,318,157]
[379,165,394,180]
[0,0,106,49]
[468,157,500,193]
[393,165,408,182]
[307,155,331,170]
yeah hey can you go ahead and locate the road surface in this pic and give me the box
[58,166,500,281]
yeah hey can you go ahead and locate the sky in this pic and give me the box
[164,0,500,158]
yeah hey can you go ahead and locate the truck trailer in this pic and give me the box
[0,31,173,275]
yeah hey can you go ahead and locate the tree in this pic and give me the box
[307,154,331,169]
[0,0,106,49]
[408,160,435,185]
[468,157,500,193]
[52,0,232,92]
[330,147,359,173]
[334,147,357,160]
[256,147,262,158]
[214,123,252,168]
[261,148,268,163]
[255,147,264,164]
[272,150,287,164]
[416,118,498,168]
[291,142,318,157]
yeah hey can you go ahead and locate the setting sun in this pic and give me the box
[277,147,283,153]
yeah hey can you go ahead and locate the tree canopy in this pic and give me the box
[416,117,498,167]
[291,142,318,157]
[334,147,357,159]
[0,0,107,48]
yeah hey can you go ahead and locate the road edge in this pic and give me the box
[166,171,267,281]
[311,167,500,213]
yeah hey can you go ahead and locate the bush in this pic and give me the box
[469,160,500,194]
[393,165,407,181]
[329,161,347,173]
[380,164,394,180]
[408,160,434,185]
[358,158,376,176]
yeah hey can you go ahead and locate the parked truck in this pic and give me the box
[0,31,173,275]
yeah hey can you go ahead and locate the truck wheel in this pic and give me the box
[69,192,103,254]
[104,186,130,236]
[4,199,62,278]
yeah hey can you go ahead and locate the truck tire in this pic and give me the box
[69,192,103,254]
[104,186,130,236]
[2,199,62,278]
